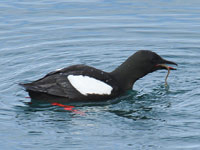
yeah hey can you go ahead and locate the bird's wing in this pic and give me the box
[21,65,119,100]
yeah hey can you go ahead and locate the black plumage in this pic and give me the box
[21,50,177,103]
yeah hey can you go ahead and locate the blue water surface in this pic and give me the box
[1,0,200,149]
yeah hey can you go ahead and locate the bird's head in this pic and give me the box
[111,50,177,91]
[131,50,177,75]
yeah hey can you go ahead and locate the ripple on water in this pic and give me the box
[1,0,200,149]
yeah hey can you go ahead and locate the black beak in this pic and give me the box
[162,58,177,66]
[156,58,177,70]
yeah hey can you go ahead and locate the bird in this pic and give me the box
[21,50,177,103]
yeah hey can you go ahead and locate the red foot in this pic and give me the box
[52,103,85,115]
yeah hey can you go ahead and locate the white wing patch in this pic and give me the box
[67,75,113,96]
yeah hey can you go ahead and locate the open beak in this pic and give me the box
[155,59,177,86]
[156,59,178,70]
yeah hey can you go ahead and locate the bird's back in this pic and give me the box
[21,65,120,103]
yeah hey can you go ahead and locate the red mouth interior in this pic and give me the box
[156,64,176,70]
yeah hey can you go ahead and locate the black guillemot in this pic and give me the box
[21,50,177,103]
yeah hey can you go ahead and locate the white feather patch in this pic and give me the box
[56,68,63,71]
[67,75,113,96]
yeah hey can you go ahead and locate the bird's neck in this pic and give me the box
[110,56,147,92]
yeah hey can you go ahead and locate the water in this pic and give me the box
[1,0,200,149]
